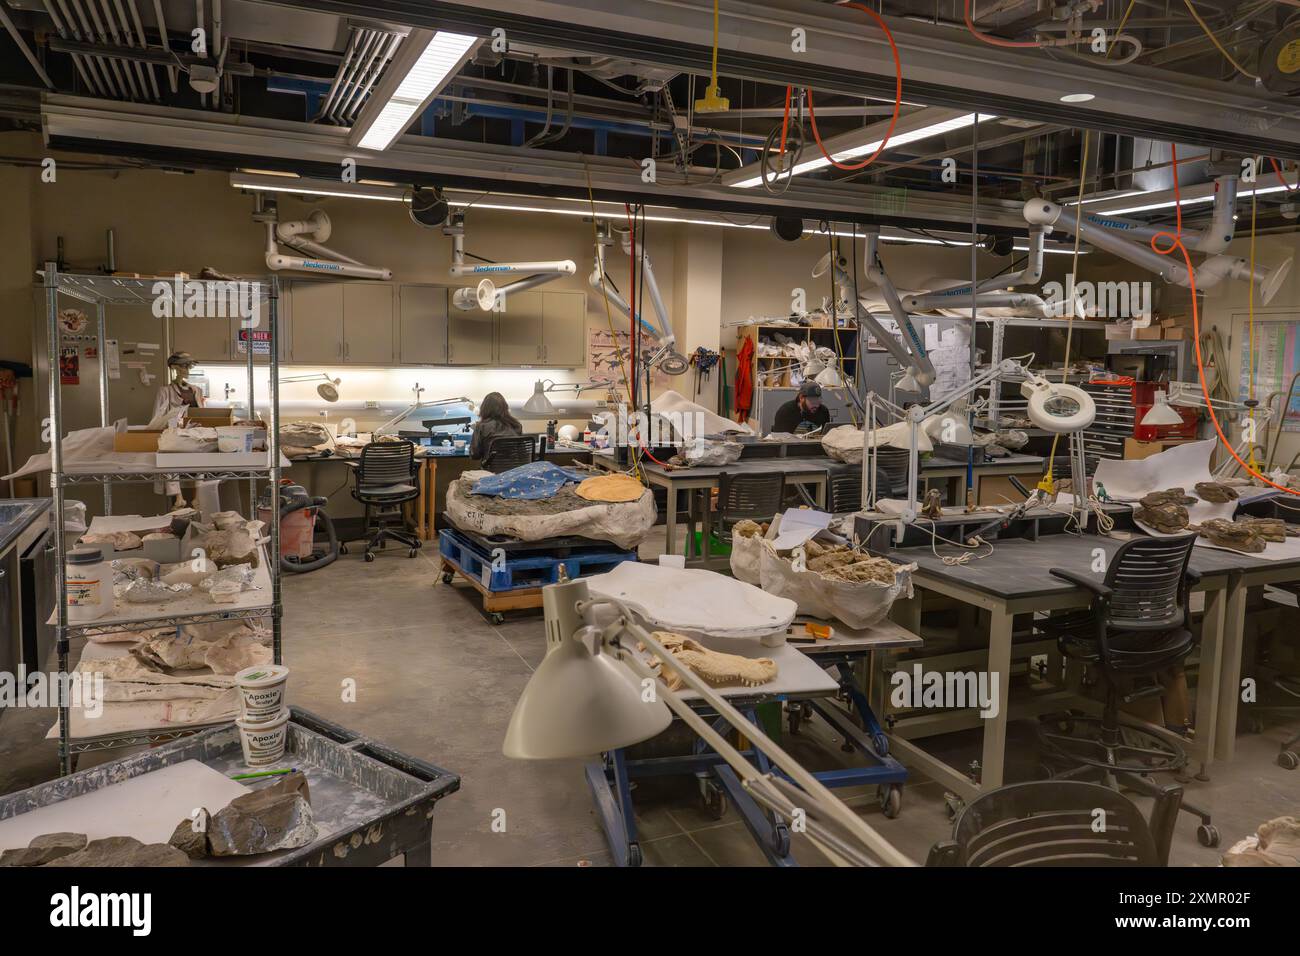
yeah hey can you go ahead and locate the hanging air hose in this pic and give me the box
[260,481,340,573]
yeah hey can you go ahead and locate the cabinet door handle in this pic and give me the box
[337,342,343,357]
[345,342,350,358]
[543,345,548,362]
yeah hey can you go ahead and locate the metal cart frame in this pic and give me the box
[41,263,282,775]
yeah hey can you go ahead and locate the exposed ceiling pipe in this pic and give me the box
[316,26,359,120]
[72,0,125,98]
[89,0,138,99]
[122,0,160,100]
[41,0,101,95]
[56,0,110,95]
[342,31,402,123]
[149,0,176,92]
[104,0,149,99]
[0,3,56,89]
[332,29,383,122]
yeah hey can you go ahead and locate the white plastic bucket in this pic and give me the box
[235,664,289,722]
[235,709,290,766]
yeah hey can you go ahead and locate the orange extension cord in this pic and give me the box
[805,2,902,172]
[1156,145,1300,497]
[963,0,1043,48]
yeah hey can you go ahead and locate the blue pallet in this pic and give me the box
[439,529,637,593]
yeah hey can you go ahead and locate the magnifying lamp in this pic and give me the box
[1019,375,1096,432]
[279,373,343,402]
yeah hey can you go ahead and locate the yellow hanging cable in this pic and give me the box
[581,155,644,483]
[1181,0,1262,81]
[694,0,729,112]
[1039,128,1090,494]
[1247,185,1259,469]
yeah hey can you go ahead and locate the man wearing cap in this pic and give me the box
[771,381,831,435]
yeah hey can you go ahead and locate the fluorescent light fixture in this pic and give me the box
[350,30,481,153]
[230,171,408,201]
[1097,182,1293,216]
[727,109,993,188]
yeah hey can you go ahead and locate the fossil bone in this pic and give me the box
[1194,481,1239,503]
[641,631,777,690]
[1194,518,1266,553]
[1135,488,1195,533]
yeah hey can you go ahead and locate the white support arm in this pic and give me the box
[265,212,393,280]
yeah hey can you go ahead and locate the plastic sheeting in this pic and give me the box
[471,460,590,500]
[446,474,656,549]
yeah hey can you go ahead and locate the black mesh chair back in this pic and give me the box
[716,472,786,536]
[357,440,417,494]
[1102,534,1197,632]
[826,463,863,514]
[874,447,912,495]
[927,781,1174,866]
[482,435,535,473]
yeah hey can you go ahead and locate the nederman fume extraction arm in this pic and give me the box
[444,213,576,311]
[1024,174,1293,306]
[264,208,393,280]
[588,224,689,375]
[899,226,1053,316]
[813,228,937,388]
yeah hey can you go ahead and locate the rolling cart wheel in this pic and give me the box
[872,733,890,758]
[787,707,802,736]
[339,543,349,555]
[489,612,505,626]
[701,784,728,821]
[364,551,375,563]
[626,842,643,867]
[878,784,902,819]
[1197,824,1220,848]
[441,571,455,585]
[771,821,791,857]
[1278,750,1299,770]
[408,548,419,558]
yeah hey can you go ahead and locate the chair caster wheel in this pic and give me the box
[700,781,728,820]
[441,571,454,585]
[1197,824,1220,848]
[408,548,419,558]
[626,842,643,867]
[364,552,375,563]
[1279,750,1299,770]
[878,784,902,819]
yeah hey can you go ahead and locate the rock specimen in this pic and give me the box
[803,539,903,584]
[0,832,87,867]
[44,836,188,867]
[170,772,317,858]
[82,530,143,551]
[1194,481,1239,503]
[1134,488,1195,533]
[1195,518,1266,553]
[642,632,777,691]
[1237,516,1298,542]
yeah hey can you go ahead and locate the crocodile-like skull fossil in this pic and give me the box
[641,632,778,691]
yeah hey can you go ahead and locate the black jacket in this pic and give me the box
[772,399,830,434]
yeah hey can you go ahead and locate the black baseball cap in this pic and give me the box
[798,381,822,406]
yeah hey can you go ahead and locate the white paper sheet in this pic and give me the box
[1093,439,1218,501]
[771,509,832,550]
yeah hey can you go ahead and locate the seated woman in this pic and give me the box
[469,391,524,459]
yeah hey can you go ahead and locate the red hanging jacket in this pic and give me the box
[734,336,755,422]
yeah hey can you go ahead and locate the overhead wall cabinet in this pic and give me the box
[169,300,282,362]
[449,288,587,368]
[398,284,450,364]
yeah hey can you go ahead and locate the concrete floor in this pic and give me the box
[1,528,1297,866]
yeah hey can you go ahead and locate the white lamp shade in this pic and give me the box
[1141,391,1184,426]
[522,381,557,416]
[923,414,974,445]
[896,369,921,392]
[503,635,672,759]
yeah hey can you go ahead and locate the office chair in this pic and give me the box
[482,435,535,473]
[715,471,787,543]
[347,440,422,562]
[926,780,1183,866]
[1033,533,1221,846]
[825,463,863,515]
[873,446,913,498]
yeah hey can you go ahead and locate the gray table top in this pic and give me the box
[893,532,1300,601]
[790,615,923,655]
[640,452,1045,482]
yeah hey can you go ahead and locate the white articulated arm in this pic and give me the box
[1075,175,1238,255]
[1024,193,1292,306]
[859,230,937,387]
[901,226,1050,316]
[266,211,393,280]
[445,214,575,311]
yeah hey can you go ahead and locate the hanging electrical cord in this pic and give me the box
[963,0,1043,48]
[1180,0,1262,82]
[805,3,902,173]
[760,85,804,195]
[1247,184,1260,470]
[1270,157,1297,192]
[1155,144,1300,497]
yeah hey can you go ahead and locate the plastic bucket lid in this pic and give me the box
[68,547,103,564]
[235,664,289,689]
[235,708,289,733]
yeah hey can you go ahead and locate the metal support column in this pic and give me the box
[95,300,112,515]
[269,276,282,665]
[46,262,72,776]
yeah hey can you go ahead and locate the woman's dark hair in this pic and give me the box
[479,392,521,431]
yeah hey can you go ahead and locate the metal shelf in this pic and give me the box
[42,266,285,775]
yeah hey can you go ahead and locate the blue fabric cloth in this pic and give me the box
[471,460,589,500]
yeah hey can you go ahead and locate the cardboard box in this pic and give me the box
[1124,437,1194,460]
[1162,327,1187,340]
[182,406,235,427]
[1134,325,1163,340]
[113,426,163,452]
[1104,321,1134,341]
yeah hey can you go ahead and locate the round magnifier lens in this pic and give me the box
[1043,394,1081,418]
